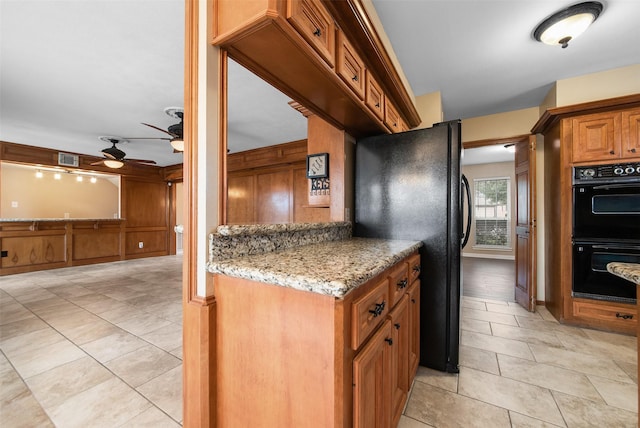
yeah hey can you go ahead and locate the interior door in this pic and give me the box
[515,136,537,311]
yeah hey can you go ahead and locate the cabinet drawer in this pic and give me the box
[408,253,420,284]
[572,300,636,331]
[352,278,389,350]
[365,71,384,120]
[287,0,335,68]
[388,261,409,308]
[337,31,365,100]
[384,97,401,132]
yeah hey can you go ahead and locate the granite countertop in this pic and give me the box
[607,262,640,285]
[207,237,422,298]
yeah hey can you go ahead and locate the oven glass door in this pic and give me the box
[573,184,640,239]
[573,242,639,304]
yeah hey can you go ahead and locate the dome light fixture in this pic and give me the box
[170,137,184,152]
[533,2,603,49]
[103,159,125,169]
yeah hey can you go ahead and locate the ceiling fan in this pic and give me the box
[138,107,184,152]
[91,136,157,169]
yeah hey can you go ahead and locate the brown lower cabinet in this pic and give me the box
[213,251,420,427]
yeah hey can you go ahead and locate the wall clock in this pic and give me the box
[306,153,329,178]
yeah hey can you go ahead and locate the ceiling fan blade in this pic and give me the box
[127,158,157,165]
[124,137,172,141]
[142,122,177,138]
[90,160,105,166]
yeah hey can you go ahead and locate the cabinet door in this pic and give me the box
[365,71,384,120]
[388,295,410,428]
[571,112,621,163]
[337,31,366,100]
[622,109,640,159]
[287,0,335,67]
[384,98,401,133]
[353,320,392,428]
[407,280,420,381]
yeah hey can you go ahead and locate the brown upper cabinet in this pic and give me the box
[365,71,384,120]
[212,0,421,138]
[384,97,401,133]
[287,0,335,68]
[571,108,640,163]
[337,30,366,100]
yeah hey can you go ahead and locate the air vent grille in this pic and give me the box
[58,152,79,167]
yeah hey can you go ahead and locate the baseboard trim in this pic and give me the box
[462,253,515,261]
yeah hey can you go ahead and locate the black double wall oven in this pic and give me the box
[572,162,640,304]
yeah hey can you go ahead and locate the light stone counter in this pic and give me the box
[207,237,421,298]
[607,262,640,285]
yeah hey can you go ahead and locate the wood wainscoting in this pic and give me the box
[0,141,183,275]
[0,219,124,275]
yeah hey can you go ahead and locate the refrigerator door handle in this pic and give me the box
[461,174,472,249]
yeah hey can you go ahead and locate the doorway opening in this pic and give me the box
[461,142,516,302]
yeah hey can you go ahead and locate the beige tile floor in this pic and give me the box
[1,256,638,427]
[1,256,183,427]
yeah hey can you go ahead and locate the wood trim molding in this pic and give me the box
[227,139,307,172]
[532,93,640,135]
[220,50,229,225]
[463,134,530,149]
[182,0,216,426]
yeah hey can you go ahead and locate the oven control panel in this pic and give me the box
[574,163,640,184]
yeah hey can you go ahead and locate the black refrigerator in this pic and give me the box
[353,120,471,373]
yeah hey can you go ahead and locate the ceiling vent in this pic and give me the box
[58,152,79,167]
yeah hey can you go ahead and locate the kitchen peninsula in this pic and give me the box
[207,222,422,427]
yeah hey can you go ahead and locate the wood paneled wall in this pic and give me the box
[0,141,183,274]
[226,140,331,224]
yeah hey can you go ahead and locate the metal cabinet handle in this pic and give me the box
[352,75,358,82]
[313,28,321,37]
[397,279,408,289]
[412,265,421,274]
[368,300,386,317]
[609,150,615,155]
[394,323,401,330]
[384,337,393,346]
[616,313,633,320]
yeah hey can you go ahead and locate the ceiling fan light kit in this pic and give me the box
[170,138,184,152]
[141,107,185,152]
[103,159,125,169]
[533,1,603,48]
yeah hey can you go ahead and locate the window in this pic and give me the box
[473,178,510,248]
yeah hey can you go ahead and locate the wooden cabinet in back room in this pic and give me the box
[533,95,640,334]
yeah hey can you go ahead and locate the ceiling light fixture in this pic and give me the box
[103,159,124,169]
[533,1,603,48]
[54,172,62,180]
[90,176,97,184]
[35,170,43,178]
[76,175,83,182]
[170,138,184,152]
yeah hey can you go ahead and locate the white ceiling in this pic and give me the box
[1,1,639,167]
